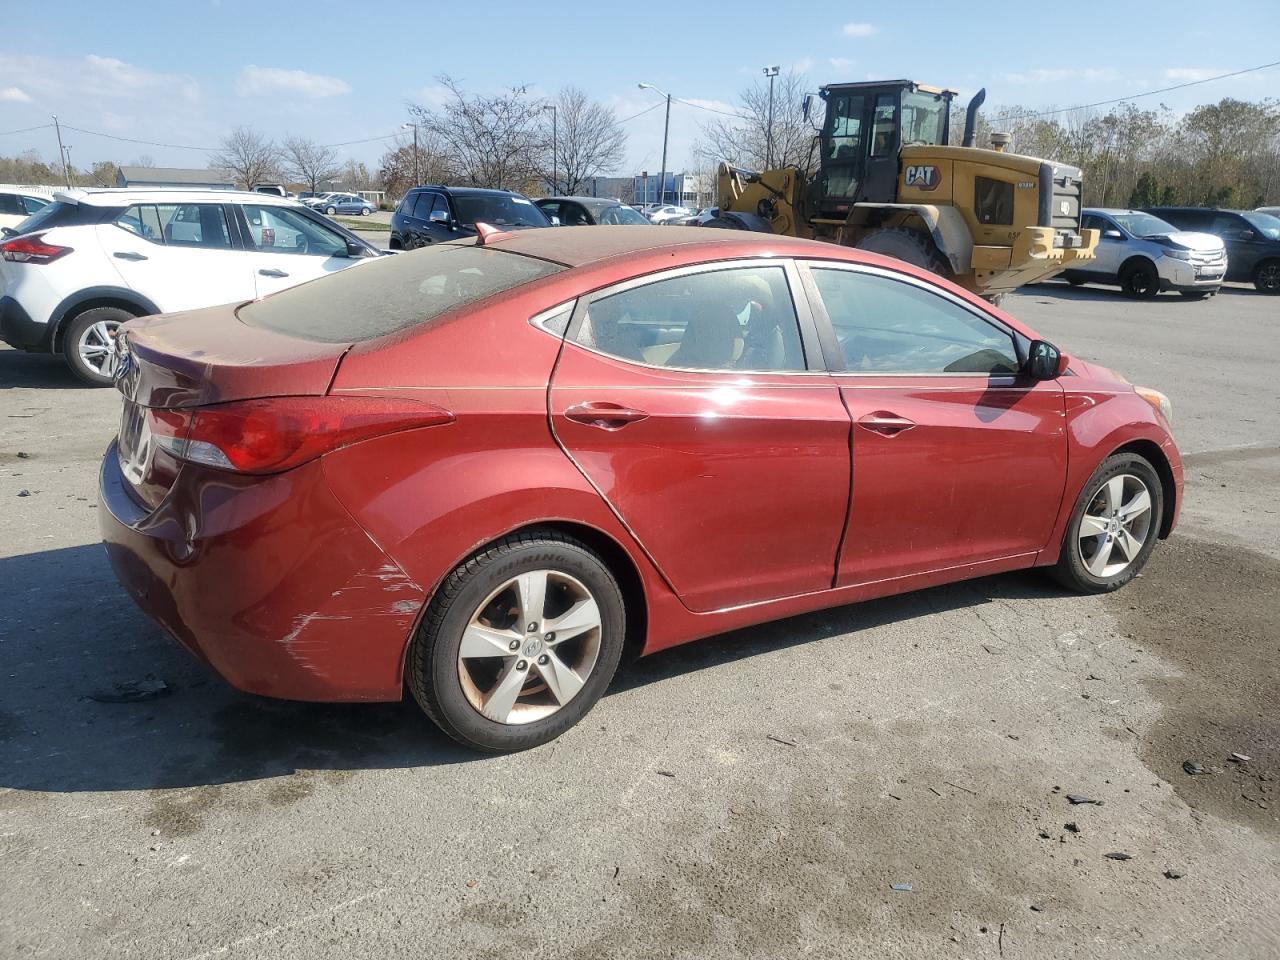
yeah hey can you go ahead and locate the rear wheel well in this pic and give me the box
[53,297,146,351]
[1113,439,1176,538]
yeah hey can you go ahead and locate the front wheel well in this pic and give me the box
[1112,439,1177,539]
[1118,255,1157,278]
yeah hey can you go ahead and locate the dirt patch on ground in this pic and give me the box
[1109,536,1280,836]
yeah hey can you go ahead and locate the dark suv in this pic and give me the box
[1144,207,1280,292]
[391,186,551,250]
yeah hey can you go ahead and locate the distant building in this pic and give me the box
[584,173,708,208]
[115,166,236,190]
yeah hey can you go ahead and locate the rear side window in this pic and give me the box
[239,246,565,343]
[0,194,24,215]
[113,204,232,248]
[12,199,83,234]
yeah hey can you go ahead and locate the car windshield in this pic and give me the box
[1110,212,1176,238]
[599,205,649,225]
[453,194,550,228]
[238,245,564,343]
[1242,211,1280,240]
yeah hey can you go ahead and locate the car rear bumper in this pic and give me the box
[98,441,424,701]
[0,295,53,350]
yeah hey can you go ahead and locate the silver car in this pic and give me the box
[1063,209,1227,299]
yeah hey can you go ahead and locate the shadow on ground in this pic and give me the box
[0,541,1068,794]
[0,348,92,390]
[1017,280,1258,305]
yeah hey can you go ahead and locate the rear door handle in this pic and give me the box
[113,251,148,262]
[857,411,916,436]
[564,401,649,430]
[258,268,289,278]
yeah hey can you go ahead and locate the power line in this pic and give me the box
[616,102,662,124]
[673,97,751,122]
[61,124,217,152]
[0,123,55,137]
[322,132,403,148]
[990,59,1280,122]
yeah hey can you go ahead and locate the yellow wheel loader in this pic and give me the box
[711,80,1098,300]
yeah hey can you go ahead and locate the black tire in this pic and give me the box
[1119,259,1160,299]
[407,530,626,753]
[61,306,135,387]
[1253,259,1280,293]
[1179,290,1211,300]
[855,228,948,277]
[1050,452,1164,594]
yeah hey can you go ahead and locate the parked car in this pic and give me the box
[301,193,336,208]
[1060,209,1227,299]
[0,188,382,385]
[0,190,50,232]
[253,184,289,198]
[98,225,1181,753]
[647,204,693,224]
[391,185,551,249]
[534,196,650,226]
[315,193,374,217]
[1256,206,1280,218]
[1144,207,1280,293]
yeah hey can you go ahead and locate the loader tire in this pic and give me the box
[855,228,948,277]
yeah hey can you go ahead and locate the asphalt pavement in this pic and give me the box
[1,279,1277,959]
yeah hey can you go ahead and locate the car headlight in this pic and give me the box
[1135,386,1173,425]
[1163,248,1192,261]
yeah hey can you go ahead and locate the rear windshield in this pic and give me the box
[238,244,565,343]
[13,200,84,235]
[453,194,550,228]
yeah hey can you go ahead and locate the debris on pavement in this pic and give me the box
[1066,794,1104,805]
[1104,851,1134,861]
[1230,753,1251,763]
[16,451,31,459]
[655,769,676,779]
[944,780,978,796]
[1038,829,1051,839]
[17,489,31,497]
[1064,822,1080,833]
[87,678,172,703]
[890,883,913,892]
[766,734,797,747]
[1183,760,1208,775]
[1164,868,1185,880]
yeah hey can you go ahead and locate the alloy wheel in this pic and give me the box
[77,319,121,378]
[1257,262,1280,292]
[1077,473,1154,578]
[457,570,602,725]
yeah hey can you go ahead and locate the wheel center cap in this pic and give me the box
[523,638,542,657]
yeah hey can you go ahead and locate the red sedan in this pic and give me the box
[99,226,1182,752]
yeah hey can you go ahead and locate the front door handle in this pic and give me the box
[564,401,649,430]
[113,251,148,262]
[857,411,916,436]
[258,268,289,278]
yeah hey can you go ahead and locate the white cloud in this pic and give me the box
[1163,67,1222,82]
[791,57,814,74]
[998,67,1118,85]
[414,84,452,107]
[0,54,199,103]
[235,65,350,99]
[829,57,853,71]
[842,22,877,37]
[84,55,199,102]
[0,86,31,103]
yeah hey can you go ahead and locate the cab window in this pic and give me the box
[241,204,348,257]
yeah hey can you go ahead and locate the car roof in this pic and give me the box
[537,196,625,209]
[489,223,860,269]
[52,187,305,208]
[411,185,525,197]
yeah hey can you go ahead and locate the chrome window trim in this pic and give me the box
[798,259,1025,378]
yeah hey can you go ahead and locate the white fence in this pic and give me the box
[0,183,63,197]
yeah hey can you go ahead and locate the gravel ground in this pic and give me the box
[1,279,1277,959]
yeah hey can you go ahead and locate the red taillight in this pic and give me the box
[153,396,452,475]
[0,232,73,264]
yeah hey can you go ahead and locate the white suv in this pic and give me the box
[1063,209,1227,299]
[0,188,382,384]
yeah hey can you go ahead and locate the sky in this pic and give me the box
[2,0,1276,180]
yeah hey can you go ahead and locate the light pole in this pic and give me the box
[401,122,420,185]
[763,65,780,169]
[542,103,557,195]
[52,114,70,188]
[638,82,671,207]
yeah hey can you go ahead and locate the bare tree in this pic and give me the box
[378,131,453,198]
[696,70,815,175]
[281,136,340,193]
[547,87,627,195]
[212,126,280,189]
[409,75,546,190]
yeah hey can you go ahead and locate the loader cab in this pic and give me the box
[814,80,955,218]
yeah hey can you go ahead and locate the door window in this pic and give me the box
[812,267,1019,375]
[1209,213,1255,241]
[113,204,231,248]
[411,192,435,219]
[0,194,24,216]
[21,195,50,215]
[870,94,896,157]
[241,204,348,257]
[430,194,451,220]
[828,94,865,160]
[573,265,806,372]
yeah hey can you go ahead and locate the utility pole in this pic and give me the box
[638,83,672,206]
[763,65,780,168]
[401,122,420,185]
[542,104,557,194]
[52,115,70,188]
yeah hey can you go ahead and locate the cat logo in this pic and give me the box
[904,165,940,191]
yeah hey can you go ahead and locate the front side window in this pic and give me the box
[573,265,806,372]
[1242,211,1280,241]
[599,205,648,225]
[812,267,1019,375]
[828,94,865,160]
[0,194,25,216]
[241,204,346,257]
[901,90,947,145]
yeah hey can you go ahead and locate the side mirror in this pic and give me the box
[1102,229,1123,240]
[345,239,372,258]
[1,226,15,239]
[549,215,561,226]
[1024,339,1068,380]
[429,209,452,226]
[802,94,814,121]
